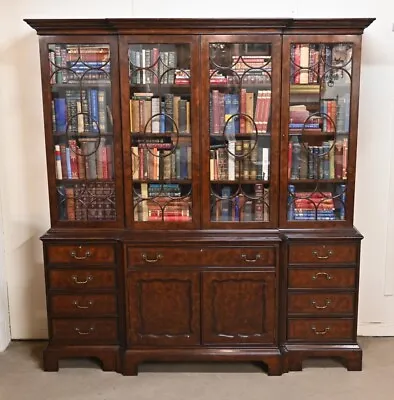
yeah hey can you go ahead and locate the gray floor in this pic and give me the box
[0,338,392,399]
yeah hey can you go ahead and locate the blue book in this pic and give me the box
[65,147,72,179]
[288,184,295,220]
[89,89,99,133]
[54,98,67,132]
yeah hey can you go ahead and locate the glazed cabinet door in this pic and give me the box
[127,271,200,346]
[202,271,276,344]
[201,35,281,228]
[40,36,124,227]
[119,36,200,229]
[280,35,361,227]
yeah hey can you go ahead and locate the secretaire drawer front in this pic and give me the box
[289,244,357,264]
[288,268,356,289]
[128,247,203,267]
[47,244,115,264]
[51,318,118,343]
[49,270,116,290]
[287,318,354,342]
[288,293,355,315]
[50,294,117,316]
[202,247,275,267]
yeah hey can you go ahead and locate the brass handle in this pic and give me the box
[312,299,331,310]
[71,275,93,285]
[311,326,330,335]
[312,272,332,280]
[72,300,94,309]
[74,327,95,335]
[241,254,261,263]
[312,249,333,260]
[70,246,91,260]
[142,253,163,263]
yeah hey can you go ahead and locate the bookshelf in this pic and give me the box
[25,17,374,376]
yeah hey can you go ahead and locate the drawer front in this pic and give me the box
[287,318,354,341]
[288,268,355,289]
[128,247,203,267]
[49,269,116,290]
[289,243,357,264]
[288,293,355,315]
[50,294,117,316]
[47,244,115,264]
[202,247,275,267]
[51,318,118,343]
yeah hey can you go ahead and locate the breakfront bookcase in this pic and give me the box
[25,17,374,376]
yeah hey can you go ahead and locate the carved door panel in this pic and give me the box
[202,271,276,344]
[127,271,200,346]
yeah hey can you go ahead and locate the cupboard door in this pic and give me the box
[280,35,361,227]
[201,36,281,229]
[127,271,200,346]
[120,36,200,229]
[202,271,276,344]
[41,36,124,227]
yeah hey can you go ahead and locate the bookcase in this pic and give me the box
[25,17,374,376]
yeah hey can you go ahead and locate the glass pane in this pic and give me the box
[49,43,116,222]
[287,43,352,221]
[129,43,192,223]
[209,42,271,222]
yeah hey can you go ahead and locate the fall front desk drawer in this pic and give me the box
[50,294,117,316]
[288,293,355,315]
[289,244,357,264]
[48,270,116,290]
[287,318,354,341]
[51,318,118,342]
[47,244,115,264]
[288,268,356,289]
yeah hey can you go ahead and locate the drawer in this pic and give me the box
[202,247,275,267]
[287,318,354,341]
[50,294,117,316]
[48,269,116,290]
[47,244,115,264]
[288,293,355,315]
[128,247,203,267]
[288,268,355,289]
[51,318,118,343]
[289,243,357,264]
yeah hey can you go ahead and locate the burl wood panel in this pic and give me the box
[49,269,116,290]
[288,268,356,289]
[288,293,355,315]
[47,244,115,264]
[202,247,275,266]
[202,271,276,344]
[50,294,117,316]
[287,318,354,341]
[289,244,357,264]
[51,318,118,343]
[127,271,200,346]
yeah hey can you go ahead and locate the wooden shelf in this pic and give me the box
[53,133,113,137]
[289,179,347,184]
[51,82,111,90]
[56,179,115,184]
[211,180,269,184]
[131,132,191,137]
[133,180,192,184]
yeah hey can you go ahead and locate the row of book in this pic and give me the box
[130,92,190,133]
[288,139,348,180]
[210,141,270,181]
[54,139,114,180]
[49,45,110,84]
[52,89,113,134]
[211,184,269,222]
[58,182,116,221]
[131,144,192,180]
[210,90,271,135]
[288,185,346,220]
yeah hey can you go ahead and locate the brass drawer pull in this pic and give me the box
[241,254,261,263]
[311,326,330,335]
[72,300,94,309]
[71,275,93,284]
[74,326,95,335]
[312,272,332,280]
[312,249,333,260]
[70,246,91,260]
[312,299,332,309]
[142,253,163,263]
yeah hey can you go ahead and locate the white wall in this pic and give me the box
[0,0,392,339]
